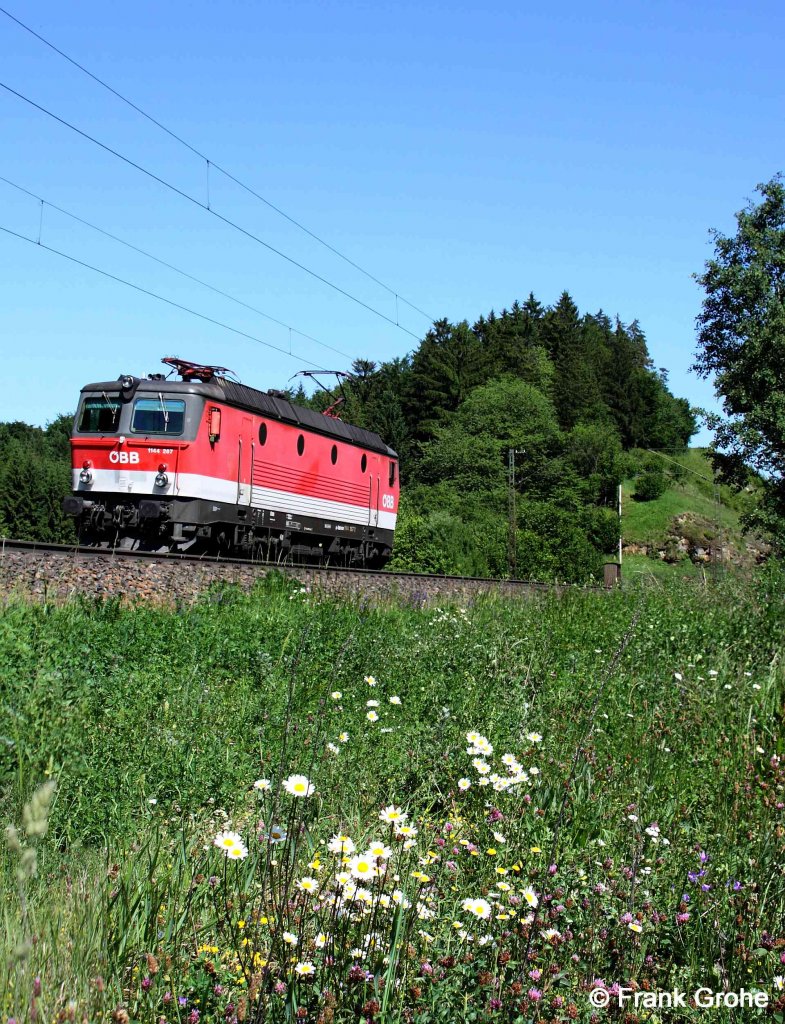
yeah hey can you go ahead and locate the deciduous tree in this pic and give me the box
[693,174,785,537]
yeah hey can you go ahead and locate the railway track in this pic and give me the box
[0,537,582,604]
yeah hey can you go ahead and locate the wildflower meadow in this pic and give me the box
[1,569,784,1023]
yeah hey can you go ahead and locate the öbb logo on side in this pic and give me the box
[109,450,140,464]
[381,494,395,509]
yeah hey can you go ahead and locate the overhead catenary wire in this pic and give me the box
[0,222,328,370]
[0,173,354,361]
[0,3,436,323]
[0,80,422,341]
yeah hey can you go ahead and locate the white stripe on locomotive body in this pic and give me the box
[73,469,397,531]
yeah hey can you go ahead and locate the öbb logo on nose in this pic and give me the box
[109,450,140,464]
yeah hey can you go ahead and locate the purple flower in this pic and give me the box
[699,850,709,863]
[620,912,633,925]
[527,988,542,1001]
[676,912,690,924]
[273,981,287,995]
[687,871,699,884]
[548,863,558,876]
[528,969,541,981]
[178,997,188,1007]
[701,884,711,892]
[141,976,152,992]
[489,998,502,1010]
[188,1011,200,1024]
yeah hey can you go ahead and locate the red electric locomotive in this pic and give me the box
[63,358,399,565]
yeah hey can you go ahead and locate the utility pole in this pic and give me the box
[507,448,524,579]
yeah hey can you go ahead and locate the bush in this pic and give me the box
[634,468,667,501]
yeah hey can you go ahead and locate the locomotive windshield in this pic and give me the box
[77,394,121,432]
[131,396,186,435]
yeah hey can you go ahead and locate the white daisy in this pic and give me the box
[366,840,392,859]
[282,774,315,798]
[380,804,407,824]
[214,830,243,853]
[462,897,492,920]
[328,834,356,855]
[522,886,539,908]
[348,853,378,880]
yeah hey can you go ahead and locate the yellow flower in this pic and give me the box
[237,920,245,929]
[486,848,497,856]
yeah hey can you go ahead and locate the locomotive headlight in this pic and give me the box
[155,464,169,488]
[79,459,93,485]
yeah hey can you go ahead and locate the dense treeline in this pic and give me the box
[0,415,76,543]
[1,291,695,580]
[302,291,696,579]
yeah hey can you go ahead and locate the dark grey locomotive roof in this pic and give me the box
[80,376,397,458]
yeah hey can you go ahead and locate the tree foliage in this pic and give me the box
[693,174,785,539]
[0,417,76,543]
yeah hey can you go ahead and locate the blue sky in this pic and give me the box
[1,0,783,444]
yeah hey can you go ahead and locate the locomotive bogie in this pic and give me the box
[64,369,399,564]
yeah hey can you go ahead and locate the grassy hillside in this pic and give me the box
[620,449,762,580]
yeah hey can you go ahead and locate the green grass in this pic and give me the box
[622,448,754,550]
[1,570,784,1022]
[620,553,705,582]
